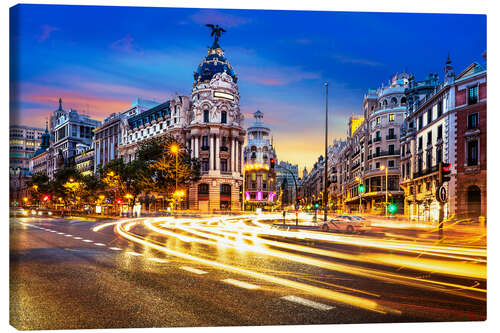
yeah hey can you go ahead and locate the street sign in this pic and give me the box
[437,185,448,203]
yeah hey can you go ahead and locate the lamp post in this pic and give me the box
[170,144,179,210]
[323,82,329,222]
[380,165,388,217]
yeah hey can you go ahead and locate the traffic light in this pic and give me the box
[438,162,452,185]
[42,195,50,201]
[314,202,319,209]
[388,203,397,214]
[116,199,122,204]
[358,184,365,194]
[270,158,275,169]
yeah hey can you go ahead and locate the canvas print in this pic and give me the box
[9,4,487,330]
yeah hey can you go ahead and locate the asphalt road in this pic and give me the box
[10,215,486,330]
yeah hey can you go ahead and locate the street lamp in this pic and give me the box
[170,144,180,210]
[323,82,329,222]
[380,165,388,217]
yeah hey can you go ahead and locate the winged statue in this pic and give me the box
[205,24,226,46]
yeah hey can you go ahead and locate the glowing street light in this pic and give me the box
[380,165,388,217]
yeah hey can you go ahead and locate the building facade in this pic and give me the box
[10,125,44,176]
[242,110,277,210]
[276,160,300,208]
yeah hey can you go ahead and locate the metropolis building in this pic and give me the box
[118,33,246,211]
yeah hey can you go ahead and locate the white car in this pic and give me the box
[320,215,371,234]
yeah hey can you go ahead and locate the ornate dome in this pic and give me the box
[194,46,238,84]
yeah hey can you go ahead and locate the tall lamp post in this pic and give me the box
[380,165,388,217]
[170,144,179,210]
[323,82,329,222]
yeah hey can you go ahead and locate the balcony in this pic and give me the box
[201,145,210,151]
[386,134,397,140]
[351,150,360,158]
[220,146,228,152]
[412,165,438,179]
[372,150,399,158]
[368,139,372,145]
[351,162,360,171]
[373,137,382,143]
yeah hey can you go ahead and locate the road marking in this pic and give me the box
[50,230,57,233]
[94,243,106,246]
[65,234,72,237]
[222,279,260,290]
[73,237,83,240]
[82,239,93,243]
[180,266,207,275]
[281,296,335,311]
[148,258,169,263]
[57,232,64,235]
[109,247,122,251]
[126,251,142,256]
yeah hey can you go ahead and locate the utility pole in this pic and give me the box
[323,82,329,222]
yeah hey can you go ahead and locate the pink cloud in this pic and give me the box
[333,54,382,67]
[110,34,142,54]
[38,25,59,42]
[190,9,250,28]
[238,65,320,86]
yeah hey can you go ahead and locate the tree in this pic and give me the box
[51,167,82,210]
[27,172,51,206]
[138,136,200,203]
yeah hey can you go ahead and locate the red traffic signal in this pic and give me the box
[116,199,122,204]
[42,195,50,201]
[439,162,452,184]
[270,158,275,169]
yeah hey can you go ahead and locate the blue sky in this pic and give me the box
[10,4,486,170]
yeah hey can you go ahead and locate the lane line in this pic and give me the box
[73,237,83,240]
[94,243,106,246]
[222,278,260,290]
[126,251,142,256]
[180,266,208,275]
[65,234,73,237]
[82,239,93,243]
[281,296,335,311]
[57,232,64,235]
[109,247,122,251]
[148,258,169,263]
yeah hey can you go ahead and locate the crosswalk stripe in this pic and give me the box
[180,266,207,275]
[222,279,260,290]
[281,296,335,311]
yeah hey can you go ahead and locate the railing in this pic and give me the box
[220,146,228,152]
[351,150,360,158]
[372,150,399,158]
[201,145,210,151]
[412,165,438,178]
[373,137,382,143]
[386,134,397,140]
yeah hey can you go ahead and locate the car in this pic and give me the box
[320,215,371,234]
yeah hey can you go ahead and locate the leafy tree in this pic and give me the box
[51,167,82,209]
[27,172,51,206]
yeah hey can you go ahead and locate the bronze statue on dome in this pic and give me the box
[205,24,226,46]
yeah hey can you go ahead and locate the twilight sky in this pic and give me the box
[10,4,486,171]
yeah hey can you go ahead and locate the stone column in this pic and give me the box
[190,137,194,158]
[194,136,199,159]
[239,141,243,173]
[231,138,235,172]
[215,136,220,171]
[209,135,214,170]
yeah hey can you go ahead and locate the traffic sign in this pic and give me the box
[437,185,448,203]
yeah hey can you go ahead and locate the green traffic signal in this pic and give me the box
[388,203,397,214]
[314,202,319,209]
[358,184,365,193]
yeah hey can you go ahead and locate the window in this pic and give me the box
[437,125,443,140]
[203,109,209,123]
[375,162,380,169]
[418,137,423,150]
[389,114,395,122]
[198,183,209,194]
[468,113,479,129]
[427,109,432,124]
[251,173,256,181]
[437,101,443,117]
[388,160,395,168]
[221,111,227,124]
[388,128,395,139]
[409,121,414,129]
[201,158,209,171]
[467,140,478,166]
[406,162,410,177]
[220,159,228,172]
[376,117,381,124]
[468,86,478,105]
[221,184,231,195]
[376,131,381,139]
[202,136,208,149]
[427,131,432,146]
[426,150,432,168]
[436,146,442,164]
[388,145,395,155]
[418,116,423,130]
[418,156,423,172]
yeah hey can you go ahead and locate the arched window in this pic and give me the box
[220,184,231,195]
[203,109,209,123]
[221,111,227,124]
[391,97,398,106]
[400,97,406,106]
[383,99,388,107]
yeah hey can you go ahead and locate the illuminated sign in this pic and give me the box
[245,192,250,201]
[213,91,234,101]
[256,191,263,201]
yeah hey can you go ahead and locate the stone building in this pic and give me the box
[118,36,246,212]
[276,160,300,207]
[242,110,277,210]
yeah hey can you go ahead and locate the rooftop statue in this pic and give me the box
[205,24,226,47]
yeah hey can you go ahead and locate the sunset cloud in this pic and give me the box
[38,24,58,42]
